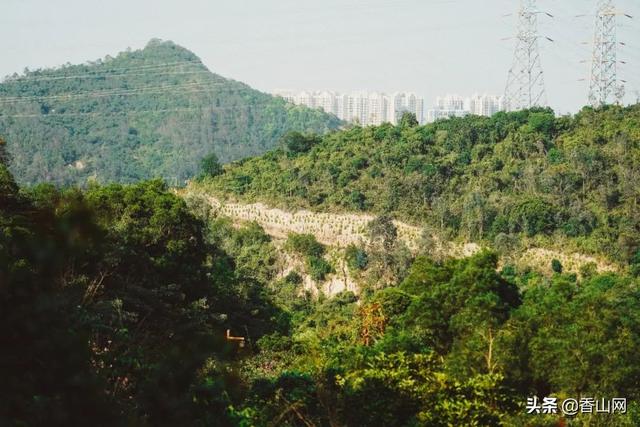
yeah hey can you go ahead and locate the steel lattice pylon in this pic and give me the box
[505,0,547,112]
[589,0,622,107]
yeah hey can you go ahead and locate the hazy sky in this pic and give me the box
[1,0,639,114]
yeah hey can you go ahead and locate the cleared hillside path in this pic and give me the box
[204,196,422,249]
[192,194,616,275]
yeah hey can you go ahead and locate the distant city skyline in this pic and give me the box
[1,0,639,114]
[274,90,510,124]
[427,93,506,122]
[273,90,425,125]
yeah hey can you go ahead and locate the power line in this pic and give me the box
[1,69,212,84]
[1,60,206,83]
[588,0,632,107]
[504,0,552,111]
[0,101,287,120]
[0,81,235,105]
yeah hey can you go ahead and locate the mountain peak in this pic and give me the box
[110,39,202,66]
[141,39,200,61]
[0,41,342,186]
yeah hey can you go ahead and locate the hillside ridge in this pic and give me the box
[183,191,617,280]
[195,105,640,270]
[0,39,342,185]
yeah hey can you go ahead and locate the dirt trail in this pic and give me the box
[189,194,617,276]
[204,196,423,249]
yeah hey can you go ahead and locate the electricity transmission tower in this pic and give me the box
[504,0,551,111]
[588,0,628,107]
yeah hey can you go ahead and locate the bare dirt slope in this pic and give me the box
[187,194,617,278]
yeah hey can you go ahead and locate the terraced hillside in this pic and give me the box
[183,191,617,283]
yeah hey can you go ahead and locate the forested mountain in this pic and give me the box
[0,39,341,186]
[0,138,286,425]
[196,105,640,266]
[3,135,640,424]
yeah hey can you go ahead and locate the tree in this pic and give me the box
[368,215,398,253]
[285,233,332,281]
[1,178,285,425]
[527,110,555,136]
[307,255,333,281]
[631,250,640,277]
[345,244,368,271]
[200,152,223,178]
[399,112,419,128]
[401,252,521,364]
[281,131,321,155]
[502,273,640,401]
[509,198,557,236]
[285,233,325,258]
[0,42,341,186]
[0,136,8,165]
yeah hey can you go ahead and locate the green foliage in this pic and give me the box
[338,353,511,427]
[372,287,412,319]
[527,110,555,136]
[306,255,333,281]
[284,233,334,281]
[500,273,640,403]
[401,252,521,357]
[399,111,419,128]
[200,152,223,178]
[285,232,325,258]
[551,258,563,273]
[284,271,303,285]
[631,250,640,277]
[0,171,284,425]
[368,215,398,253]
[281,131,321,155]
[345,244,369,271]
[5,103,640,424]
[245,372,326,426]
[5,167,640,425]
[208,218,278,284]
[0,40,341,186]
[198,105,640,263]
[509,197,557,236]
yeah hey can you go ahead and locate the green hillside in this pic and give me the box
[196,106,640,264]
[4,138,640,425]
[0,39,342,186]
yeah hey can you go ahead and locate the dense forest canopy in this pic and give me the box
[2,48,640,424]
[3,141,640,423]
[0,39,342,186]
[0,148,287,425]
[196,105,640,266]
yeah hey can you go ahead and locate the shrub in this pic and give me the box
[345,244,369,271]
[306,256,333,281]
[286,233,325,258]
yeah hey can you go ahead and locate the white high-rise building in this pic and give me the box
[367,92,387,125]
[426,93,505,123]
[272,90,424,126]
[336,93,349,122]
[467,94,505,117]
[427,94,468,123]
[316,91,336,115]
[436,94,465,111]
[296,91,314,109]
[385,92,425,125]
